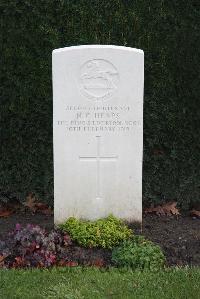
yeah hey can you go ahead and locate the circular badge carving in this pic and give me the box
[79,59,119,101]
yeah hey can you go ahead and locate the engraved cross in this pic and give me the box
[79,136,118,200]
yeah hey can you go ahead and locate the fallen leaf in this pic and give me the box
[12,256,26,268]
[190,209,200,218]
[65,261,78,267]
[58,260,65,266]
[162,202,180,216]
[0,255,5,262]
[144,205,165,216]
[24,193,52,215]
[37,261,45,268]
[57,260,78,267]
[0,209,13,217]
[24,193,37,212]
[144,202,180,216]
[91,259,105,267]
[34,203,49,210]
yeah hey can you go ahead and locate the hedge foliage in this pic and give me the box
[0,1,199,207]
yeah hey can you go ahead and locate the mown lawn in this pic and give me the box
[0,267,199,299]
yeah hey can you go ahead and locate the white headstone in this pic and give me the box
[53,45,144,224]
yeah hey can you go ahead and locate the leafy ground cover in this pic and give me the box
[0,212,199,266]
[0,267,199,299]
[60,215,132,249]
[0,217,164,270]
[112,236,165,270]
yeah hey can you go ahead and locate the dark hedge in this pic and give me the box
[0,0,199,208]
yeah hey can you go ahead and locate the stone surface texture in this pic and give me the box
[53,45,144,224]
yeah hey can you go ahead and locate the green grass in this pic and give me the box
[0,267,199,299]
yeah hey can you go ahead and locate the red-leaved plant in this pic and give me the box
[0,224,73,268]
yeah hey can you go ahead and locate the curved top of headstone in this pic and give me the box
[52,44,143,55]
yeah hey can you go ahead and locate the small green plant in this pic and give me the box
[59,215,132,249]
[112,235,165,270]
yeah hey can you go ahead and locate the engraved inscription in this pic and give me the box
[56,105,142,133]
[79,59,119,101]
[79,136,118,200]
